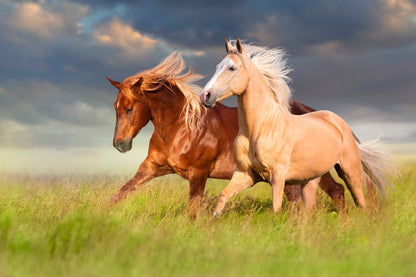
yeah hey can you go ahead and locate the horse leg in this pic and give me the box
[214,170,254,216]
[284,185,302,213]
[365,175,377,209]
[335,163,366,208]
[364,174,377,209]
[110,158,166,203]
[284,185,302,202]
[301,177,320,210]
[319,172,346,212]
[187,171,208,220]
[271,173,286,213]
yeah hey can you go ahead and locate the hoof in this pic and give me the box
[213,210,222,218]
[109,194,120,203]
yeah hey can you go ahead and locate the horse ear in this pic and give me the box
[236,38,243,54]
[106,77,121,89]
[225,38,232,53]
[132,76,143,93]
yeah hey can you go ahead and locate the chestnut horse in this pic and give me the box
[200,39,399,215]
[106,52,346,218]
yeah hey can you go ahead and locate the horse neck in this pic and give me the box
[237,64,290,136]
[148,85,187,140]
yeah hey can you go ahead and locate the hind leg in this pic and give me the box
[301,177,320,210]
[284,184,302,203]
[319,172,346,212]
[335,163,366,207]
[284,185,303,213]
[365,176,377,208]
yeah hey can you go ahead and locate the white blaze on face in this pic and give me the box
[203,57,235,92]
[116,99,120,109]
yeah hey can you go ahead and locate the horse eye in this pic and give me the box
[125,107,133,114]
[229,66,236,71]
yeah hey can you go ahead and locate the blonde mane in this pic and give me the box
[230,40,293,110]
[122,52,205,130]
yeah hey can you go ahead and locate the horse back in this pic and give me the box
[292,110,351,139]
[289,100,316,114]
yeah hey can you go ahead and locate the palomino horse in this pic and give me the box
[106,52,346,218]
[200,39,398,215]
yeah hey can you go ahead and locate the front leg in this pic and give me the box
[214,170,255,216]
[187,170,208,220]
[110,158,169,203]
[271,172,287,213]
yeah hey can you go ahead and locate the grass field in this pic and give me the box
[0,167,415,277]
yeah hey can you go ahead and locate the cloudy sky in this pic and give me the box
[0,0,415,174]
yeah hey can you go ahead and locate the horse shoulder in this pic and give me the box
[146,133,169,164]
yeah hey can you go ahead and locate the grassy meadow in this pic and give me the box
[0,166,415,277]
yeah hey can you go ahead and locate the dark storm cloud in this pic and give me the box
[74,0,416,54]
[290,45,416,122]
[0,1,170,122]
[245,0,380,52]
[0,0,415,150]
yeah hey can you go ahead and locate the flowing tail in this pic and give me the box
[357,138,401,199]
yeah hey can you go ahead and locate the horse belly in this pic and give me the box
[286,130,341,182]
[210,152,236,179]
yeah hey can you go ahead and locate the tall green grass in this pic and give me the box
[0,170,415,277]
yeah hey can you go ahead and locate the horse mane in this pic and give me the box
[229,40,293,110]
[123,52,205,130]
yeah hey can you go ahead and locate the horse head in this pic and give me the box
[200,38,250,108]
[107,76,151,153]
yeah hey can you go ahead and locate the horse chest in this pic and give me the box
[251,139,276,178]
[235,135,274,179]
[234,135,251,170]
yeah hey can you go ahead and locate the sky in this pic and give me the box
[0,0,415,175]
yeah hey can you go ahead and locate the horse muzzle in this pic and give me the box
[113,139,132,153]
[200,90,216,108]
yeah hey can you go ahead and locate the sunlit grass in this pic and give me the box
[0,169,415,277]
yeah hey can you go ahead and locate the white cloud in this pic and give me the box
[246,0,416,55]
[0,120,29,147]
[9,1,88,38]
[0,145,149,175]
[310,0,416,54]
[350,121,416,143]
[245,15,283,47]
[0,120,153,175]
[382,0,416,27]
[0,100,115,148]
[308,41,343,55]
[59,101,114,126]
[181,50,205,57]
[94,18,158,56]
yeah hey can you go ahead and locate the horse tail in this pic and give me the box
[357,138,400,199]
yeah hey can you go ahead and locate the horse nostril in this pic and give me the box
[200,90,214,107]
[114,139,132,153]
